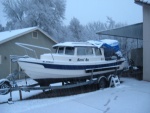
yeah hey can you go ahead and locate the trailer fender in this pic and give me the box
[107,74,116,87]
[107,74,114,81]
[97,76,107,82]
[0,79,11,86]
[97,76,108,89]
[0,79,11,95]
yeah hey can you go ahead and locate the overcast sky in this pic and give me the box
[64,0,143,25]
[0,0,142,26]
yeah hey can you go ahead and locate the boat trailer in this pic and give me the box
[0,72,95,104]
[0,70,120,104]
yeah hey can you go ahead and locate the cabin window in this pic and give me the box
[77,47,93,55]
[65,47,74,55]
[32,31,38,39]
[58,47,64,54]
[53,47,58,53]
[95,48,102,56]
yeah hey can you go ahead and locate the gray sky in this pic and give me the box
[64,0,143,25]
[0,0,142,26]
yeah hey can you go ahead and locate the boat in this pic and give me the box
[16,39,126,86]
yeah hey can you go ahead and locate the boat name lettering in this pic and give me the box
[43,61,52,63]
[77,58,89,61]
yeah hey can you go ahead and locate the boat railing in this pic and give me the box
[15,42,54,61]
[10,55,30,62]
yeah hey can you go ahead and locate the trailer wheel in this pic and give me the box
[0,82,11,95]
[98,78,107,89]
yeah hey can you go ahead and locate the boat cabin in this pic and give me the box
[41,42,106,62]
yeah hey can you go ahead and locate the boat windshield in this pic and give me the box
[53,46,75,55]
[58,47,64,54]
[95,48,102,56]
[77,47,93,55]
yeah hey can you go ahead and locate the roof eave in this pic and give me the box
[0,27,38,45]
[96,23,143,40]
[135,0,150,6]
[0,27,57,45]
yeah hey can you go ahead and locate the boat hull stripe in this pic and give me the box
[18,61,124,70]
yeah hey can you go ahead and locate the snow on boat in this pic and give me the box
[16,39,126,86]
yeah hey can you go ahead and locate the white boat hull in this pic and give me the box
[18,58,125,85]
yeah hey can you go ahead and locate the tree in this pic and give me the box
[84,21,106,41]
[2,0,66,39]
[2,0,28,29]
[69,17,83,41]
[105,17,115,30]
[0,24,4,32]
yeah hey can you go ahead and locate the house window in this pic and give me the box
[32,31,38,39]
[0,55,1,64]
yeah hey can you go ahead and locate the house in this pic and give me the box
[97,0,150,81]
[0,27,57,79]
[135,0,150,81]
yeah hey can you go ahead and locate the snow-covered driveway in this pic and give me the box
[0,77,150,113]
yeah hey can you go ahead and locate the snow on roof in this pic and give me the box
[0,27,57,44]
[141,0,150,3]
[135,0,150,5]
[53,39,119,48]
[100,39,119,46]
[53,42,95,47]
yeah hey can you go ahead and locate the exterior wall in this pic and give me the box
[143,5,150,81]
[130,48,143,67]
[0,30,56,79]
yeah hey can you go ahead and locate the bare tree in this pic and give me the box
[69,17,83,41]
[2,0,66,38]
[0,24,4,32]
[84,21,106,40]
[2,0,28,29]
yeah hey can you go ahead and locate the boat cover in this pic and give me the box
[88,39,122,58]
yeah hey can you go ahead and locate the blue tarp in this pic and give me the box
[99,39,120,52]
[100,39,122,58]
[88,39,122,58]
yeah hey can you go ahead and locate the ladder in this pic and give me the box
[109,75,120,87]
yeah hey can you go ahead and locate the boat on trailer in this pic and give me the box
[16,39,126,86]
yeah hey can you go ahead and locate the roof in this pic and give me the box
[135,0,150,5]
[96,23,143,40]
[53,42,96,48]
[0,27,57,45]
[53,39,119,48]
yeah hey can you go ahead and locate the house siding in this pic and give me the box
[143,5,150,81]
[0,30,56,79]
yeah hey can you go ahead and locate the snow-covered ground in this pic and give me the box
[0,77,150,113]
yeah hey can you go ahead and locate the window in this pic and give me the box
[65,47,74,55]
[95,48,102,56]
[0,55,1,64]
[58,47,64,54]
[32,31,38,39]
[53,47,58,53]
[77,47,93,55]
